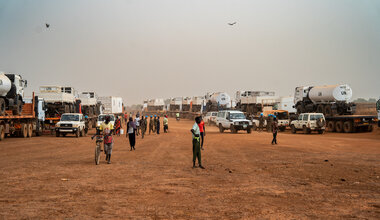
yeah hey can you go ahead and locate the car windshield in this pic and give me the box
[230,113,246,119]
[98,115,115,121]
[275,112,289,120]
[212,112,217,116]
[61,114,79,121]
[310,114,323,120]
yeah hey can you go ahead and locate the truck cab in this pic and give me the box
[290,113,326,134]
[55,113,86,137]
[216,110,253,133]
[0,73,27,115]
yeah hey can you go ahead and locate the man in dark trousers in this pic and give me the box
[271,116,279,145]
[140,116,146,139]
[156,116,161,134]
[198,116,206,150]
[149,115,154,134]
[191,116,205,169]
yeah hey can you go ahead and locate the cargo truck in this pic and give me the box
[79,92,102,129]
[0,93,45,140]
[235,91,277,115]
[293,84,377,133]
[98,96,124,118]
[191,96,205,113]
[146,98,164,112]
[0,72,27,116]
[169,97,182,111]
[205,92,231,112]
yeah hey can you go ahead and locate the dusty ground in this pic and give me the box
[0,119,379,219]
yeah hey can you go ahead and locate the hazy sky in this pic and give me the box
[0,0,379,105]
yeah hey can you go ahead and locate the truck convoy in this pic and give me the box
[294,84,377,132]
[0,72,27,116]
[205,92,231,112]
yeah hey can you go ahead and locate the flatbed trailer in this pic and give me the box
[325,115,377,133]
[0,94,44,140]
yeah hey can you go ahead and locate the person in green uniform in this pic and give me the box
[140,116,146,139]
[149,115,154,134]
[153,115,157,132]
[190,116,205,169]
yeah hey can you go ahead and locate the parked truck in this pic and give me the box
[98,96,124,118]
[293,84,377,132]
[146,98,164,112]
[0,72,27,116]
[205,92,231,112]
[169,97,182,111]
[38,86,80,132]
[235,91,277,116]
[0,93,45,140]
[79,92,102,129]
[191,96,205,113]
[182,97,192,112]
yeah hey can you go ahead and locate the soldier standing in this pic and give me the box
[140,116,146,139]
[191,116,205,169]
[259,113,265,132]
[149,115,154,134]
[153,115,157,132]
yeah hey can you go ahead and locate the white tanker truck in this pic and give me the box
[205,92,231,112]
[0,73,27,116]
[294,84,377,133]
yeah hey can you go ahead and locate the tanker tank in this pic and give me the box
[308,84,352,103]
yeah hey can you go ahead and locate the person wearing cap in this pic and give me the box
[259,113,265,132]
[191,116,205,169]
[156,116,161,134]
[144,115,148,133]
[163,115,169,133]
[271,116,279,145]
[84,115,89,135]
[266,114,274,132]
[149,115,154,134]
[153,115,157,132]
[140,115,146,139]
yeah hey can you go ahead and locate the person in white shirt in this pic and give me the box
[190,116,205,169]
[135,116,140,136]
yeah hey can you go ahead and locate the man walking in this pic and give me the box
[271,116,279,145]
[99,116,114,164]
[163,115,169,133]
[153,115,157,132]
[149,115,154,134]
[156,116,161,134]
[135,115,140,136]
[199,116,205,150]
[191,116,205,169]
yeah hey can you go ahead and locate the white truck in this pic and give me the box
[169,97,182,111]
[55,113,86,137]
[98,96,124,118]
[290,113,326,134]
[182,97,192,111]
[79,92,103,129]
[39,86,78,118]
[235,91,278,116]
[0,72,27,115]
[146,98,164,112]
[191,96,205,113]
[216,110,253,133]
[205,92,231,112]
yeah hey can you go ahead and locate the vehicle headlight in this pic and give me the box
[73,124,79,128]
[55,124,60,127]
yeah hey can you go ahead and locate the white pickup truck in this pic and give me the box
[216,110,253,133]
[290,113,326,134]
[55,113,86,137]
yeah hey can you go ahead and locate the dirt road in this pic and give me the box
[1,119,379,219]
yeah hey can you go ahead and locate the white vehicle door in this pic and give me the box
[296,114,303,129]
[224,112,230,128]
[302,114,309,128]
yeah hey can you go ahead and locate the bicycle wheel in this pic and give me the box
[95,144,100,165]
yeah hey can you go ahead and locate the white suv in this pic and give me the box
[55,113,86,137]
[204,111,218,125]
[216,110,253,133]
[290,113,326,134]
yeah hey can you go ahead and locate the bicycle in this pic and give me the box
[92,135,103,165]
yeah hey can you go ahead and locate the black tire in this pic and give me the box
[291,125,296,134]
[0,98,5,116]
[12,99,22,116]
[317,118,326,128]
[335,121,343,133]
[318,129,324,134]
[80,128,84,137]
[247,128,251,134]
[368,125,373,132]
[303,125,310,134]
[76,129,80,138]
[252,123,257,131]
[279,126,286,132]
[95,145,100,165]
[0,125,5,141]
[316,105,324,113]
[343,121,353,133]
[296,105,303,114]
[327,121,335,132]
[219,124,224,133]
[56,131,60,137]
[21,123,28,138]
[230,125,237,133]
[27,123,33,138]
[324,105,332,117]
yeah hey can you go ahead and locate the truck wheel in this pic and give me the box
[335,121,343,133]
[80,128,85,137]
[0,98,5,116]
[219,124,224,133]
[0,125,5,141]
[318,129,324,134]
[279,127,286,132]
[291,125,296,134]
[317,105,324,113]
[76,129,80,138]
[368,125,373,132]
[324,105,332,117]
[343,121,353,133]
[327,121,335,132]
[303,126,310,134]
[247,128,252,134]
[21,123,28,138]
[56,131,60,137]
[252,123,257,131]
[12,101,22,116]
[27,123,33,138]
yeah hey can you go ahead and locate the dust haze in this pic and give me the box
[0,0,379,105]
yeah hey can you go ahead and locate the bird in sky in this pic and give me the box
[228,22,237,26]
[45,23,50,28]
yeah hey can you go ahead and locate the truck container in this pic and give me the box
[191,96,205,113]
[169,97,182,111]
[0,93,45,140]
[205,92,231,112]
[146,98,164,112]
[235,90,277,115]
[98,96,123,116]
[182,97,192,112]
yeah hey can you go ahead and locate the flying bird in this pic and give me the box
[228,22,237,26]
[45,23,50,28]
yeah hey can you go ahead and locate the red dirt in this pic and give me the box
[0,119,379,219]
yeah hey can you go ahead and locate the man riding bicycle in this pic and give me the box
[98,116,114,164]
